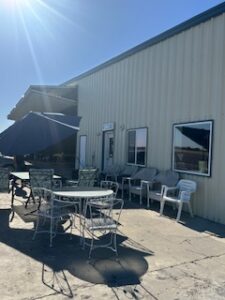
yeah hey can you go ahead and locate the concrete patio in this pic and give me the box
[1,189,225,300]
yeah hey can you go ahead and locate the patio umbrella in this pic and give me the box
[0,112,81,156]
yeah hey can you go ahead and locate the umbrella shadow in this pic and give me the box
[0,209,153,296]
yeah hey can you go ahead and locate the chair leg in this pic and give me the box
[140,193,142,206]
[187,202,194,217]
[160,199,165,216]
[176,201,183,222]
[50,218,54,247]
[113,231,118,256]
[129,190,131,201]
[88,235,94,259]
[32,217,40,240]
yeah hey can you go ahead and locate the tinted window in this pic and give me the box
[173,121,213,176]
[127,128,147,166]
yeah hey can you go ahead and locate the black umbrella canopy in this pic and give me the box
[0,112,81,156]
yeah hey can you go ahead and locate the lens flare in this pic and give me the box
[7,0,28,7]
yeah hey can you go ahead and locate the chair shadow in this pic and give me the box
[140,199,225,239]
[0,209,153,296]
[121,193,225,239]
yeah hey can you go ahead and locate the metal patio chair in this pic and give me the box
[26,168,55,208]
[32,188,78,247]
[82,196,124,259]
[160,179,197,222]
[0,167,10,193]
[100,180,119,197]
[66,168,98,187]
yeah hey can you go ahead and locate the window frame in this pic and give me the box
[127,127,148,167]
[172,120,213,177]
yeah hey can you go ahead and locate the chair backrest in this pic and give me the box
[29,169,54,192]
[0,167,9,192]
[177,180,197,201]
[100,180,119,197]
[154,170,179,187]
[103,164,121,176]
[78,168,98,187]
[132,167,158,181]
[120,165,139,177]
[86,197,124,231]
[177,179,197,193]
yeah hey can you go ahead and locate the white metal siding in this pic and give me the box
[70,13,225,224]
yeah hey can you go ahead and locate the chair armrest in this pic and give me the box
[65,180,78,187]
[138,180,151,192]
[140,180,150,188]
[161,185,178,197]
[122,177,131,182]
[122,177,131,187]
[106,173,118,182]
[141,180,156,190]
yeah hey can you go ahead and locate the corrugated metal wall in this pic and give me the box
[68,13,225,224]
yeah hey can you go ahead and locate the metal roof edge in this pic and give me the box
[63,2,225,85]
[29,84,77,90]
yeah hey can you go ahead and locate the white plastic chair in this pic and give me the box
[128,167,158,205]
[160,179,197,222]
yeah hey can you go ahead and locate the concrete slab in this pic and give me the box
[1,189,225,299]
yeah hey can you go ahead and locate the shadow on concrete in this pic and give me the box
[107,193,225,239]
[140,199,225,239]
[0,209,153,297]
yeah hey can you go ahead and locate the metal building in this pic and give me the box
[63,3,225,224]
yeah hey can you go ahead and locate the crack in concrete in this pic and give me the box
[150,252,225,274]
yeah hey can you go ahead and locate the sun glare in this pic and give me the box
[6,0,28,9]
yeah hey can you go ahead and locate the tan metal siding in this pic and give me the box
[71,13,225,223]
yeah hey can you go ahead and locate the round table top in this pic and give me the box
[53,186,113,198]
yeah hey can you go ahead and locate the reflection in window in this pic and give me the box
[172,121,213,176]
[127,128,147,166]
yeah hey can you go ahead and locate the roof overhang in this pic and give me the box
[8,85,78,121]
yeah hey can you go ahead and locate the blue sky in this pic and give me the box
[0,0,224,132]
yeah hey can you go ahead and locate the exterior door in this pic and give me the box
[79,135,86,168]
[103,131,114,170]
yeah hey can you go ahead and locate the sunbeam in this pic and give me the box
[35,0,76,27]
[5,0,29,9]
[17,4,44,84]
